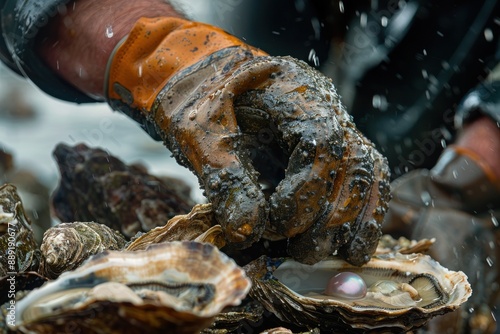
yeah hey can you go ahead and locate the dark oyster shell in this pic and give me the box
[51,143,195,238]
[245,253,471,333]
[0,184,40,276]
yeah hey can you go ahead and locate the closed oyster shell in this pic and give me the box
[126,203,225,251]
[0,183,40,276]
[51,143,195,238]
[12,241,251,334]
[39,222,127,279]
[245,253,471,333]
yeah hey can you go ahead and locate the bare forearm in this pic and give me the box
[36,0,183,100]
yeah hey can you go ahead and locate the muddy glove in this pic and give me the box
[383,146,500,333]
[105,17,390,265]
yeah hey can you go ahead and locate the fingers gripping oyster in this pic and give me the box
[11,241,251,334]
[245,253,471,333]
[39,222,127,279]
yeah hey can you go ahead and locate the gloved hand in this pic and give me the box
[105,17,390,265]
[383,146,500,333]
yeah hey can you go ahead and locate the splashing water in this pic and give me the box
[105,25,114,38]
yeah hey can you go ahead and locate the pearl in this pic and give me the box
[325,272,367,299]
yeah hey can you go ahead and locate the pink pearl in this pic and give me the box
[325,272,367,299]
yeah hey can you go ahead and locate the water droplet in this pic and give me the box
[372,95,388,111]
[381,16,388,27]
[308,49,319,67]
[189,111,197,120]
[360,12,367,28]
[491,213,499,227]
[423,49,427,56]
[339,1,344,13]
[486,256,494,267]
[420,191,432,206]
[105,25,114,38]
[484,28,494,42]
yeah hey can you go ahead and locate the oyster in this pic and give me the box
[51,143,195,238]
[126,203,226,251]
[39,222,127,279]
[11,241,251,334]
[245,253,471,333]
[376,234,435,255]
[0,184,40,276]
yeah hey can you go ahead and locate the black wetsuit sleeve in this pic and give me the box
[0,0,98,103]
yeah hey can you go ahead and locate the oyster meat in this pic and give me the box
[245,252,471,333]
[11,241,251,334]
[51,143,195,238]
[39,222,127,279]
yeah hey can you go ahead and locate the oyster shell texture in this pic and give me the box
[126,203,226,251]
[12,241,251,334]
[39,222,127,279]
[0,183,40,276]
[51,143,195,238]
[245,252,471,333]
[376,234,435,255]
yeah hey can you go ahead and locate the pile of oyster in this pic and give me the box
[0,144,471,333]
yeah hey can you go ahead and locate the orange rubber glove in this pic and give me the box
[105,17,390,265]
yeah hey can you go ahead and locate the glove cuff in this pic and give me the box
[105,17,267,112]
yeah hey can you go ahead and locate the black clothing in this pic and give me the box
[0,0,95,103]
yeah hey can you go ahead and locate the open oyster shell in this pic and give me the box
[39,222,127,279]
[245,252,471,333]
[11,241,251,334]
